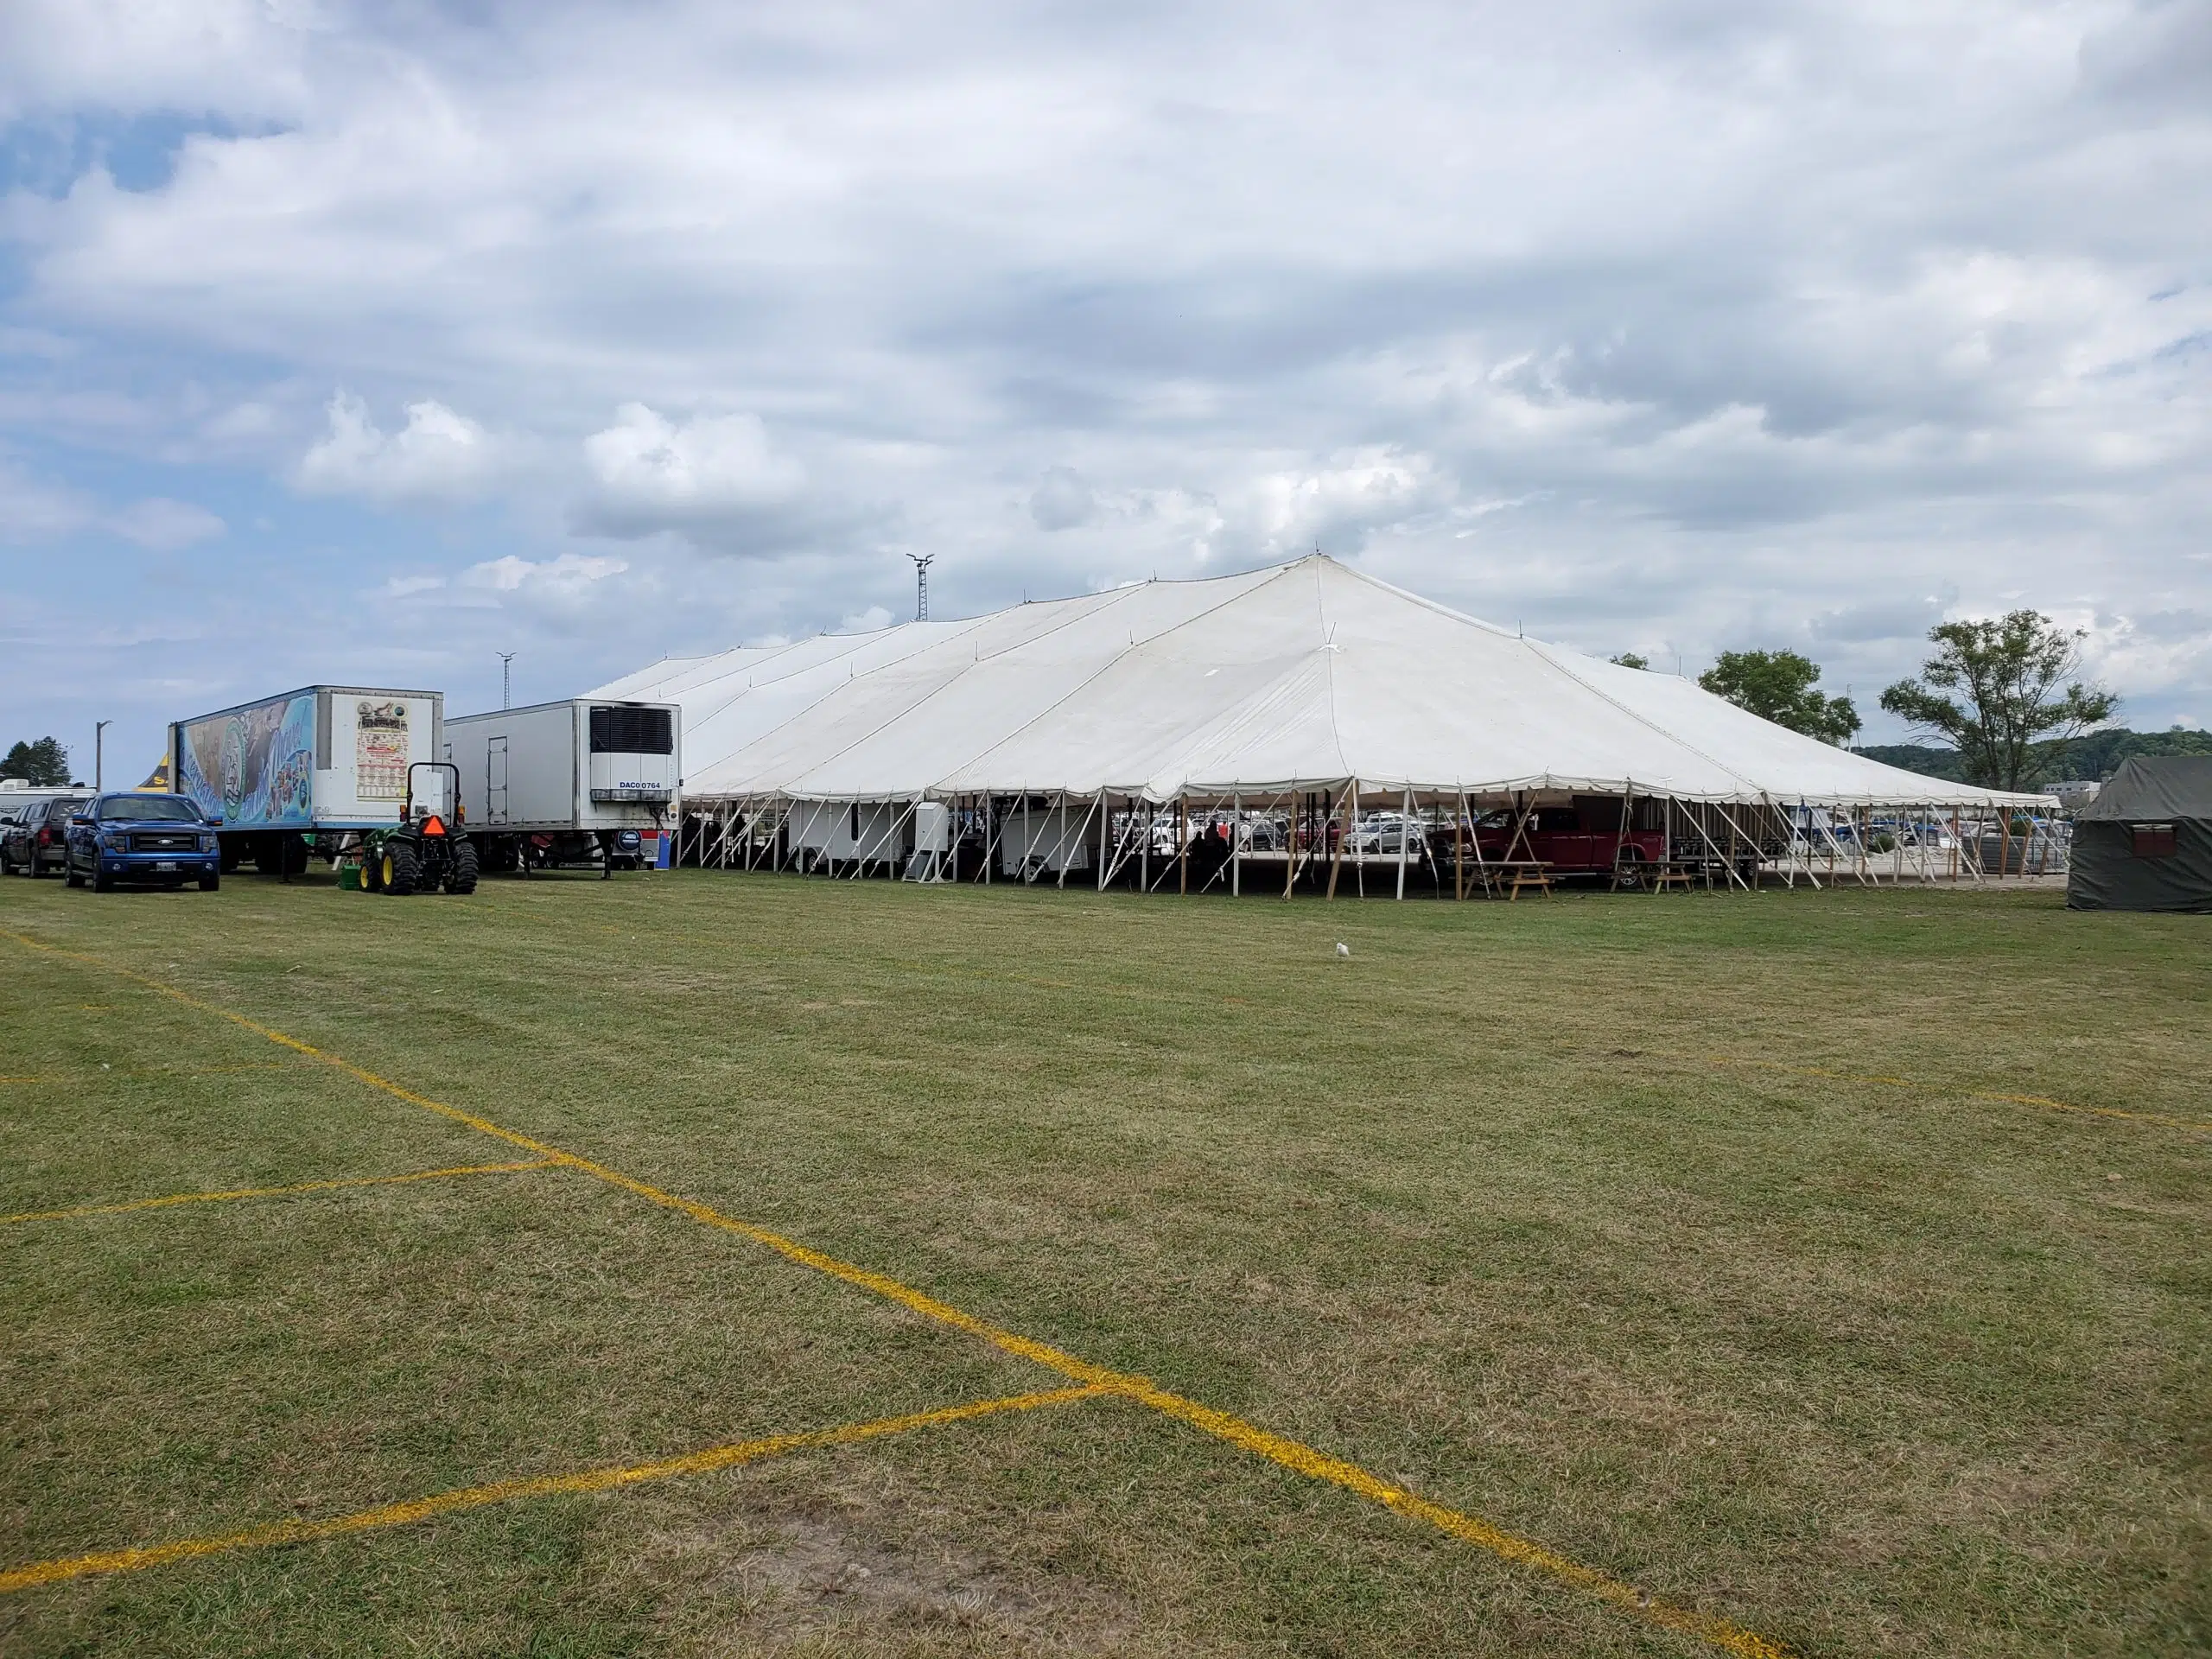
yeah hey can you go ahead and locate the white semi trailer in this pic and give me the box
[445,698,680,875]
[170,685,444,874]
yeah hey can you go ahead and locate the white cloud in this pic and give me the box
[1,2,2209,739]
[1030,467,1096,531]
[463,552,628,594]
[575,404,807,539]
[297,393,499,504]
[0,464,222,550]
[841,603,894,632]
[109,496,224,550]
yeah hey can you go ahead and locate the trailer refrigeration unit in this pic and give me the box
[169,686,445,875]
[446,698,680,874]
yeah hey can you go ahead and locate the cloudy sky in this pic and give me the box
[2,0,2207,779]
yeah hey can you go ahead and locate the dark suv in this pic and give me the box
[63,795,223,892]
[1,794,92,878]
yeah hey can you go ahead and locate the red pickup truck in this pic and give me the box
[1471,804,1667,874]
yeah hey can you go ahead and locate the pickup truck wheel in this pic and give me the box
[200,873,220,891]
[381,842,421,896]
[92,865,115,893]
[64,859,84,888]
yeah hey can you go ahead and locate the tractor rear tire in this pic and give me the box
[444,842,480,895]
[381,842,421,896]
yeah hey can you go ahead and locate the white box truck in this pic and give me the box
[445,698,680,875]
[171,686,444,874]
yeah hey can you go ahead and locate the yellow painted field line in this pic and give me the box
[2,1160,558,1226]
[1668,1049,2212,1135]
[0,1384,1104,1595]
[0,928,1788,1658]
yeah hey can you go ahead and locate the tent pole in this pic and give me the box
[1232,792,1243,896]
[1344,787,1362,902]
[1179,793,1189,895]
[1396,787,1410,900]
[1284,791,1300,899]
[1097,793,1109,891]
[1327,781,1351,899]
[1455,791,1465,901]
[1063,791,1097,888]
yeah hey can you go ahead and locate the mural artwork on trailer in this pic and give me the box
[175,694,315,829]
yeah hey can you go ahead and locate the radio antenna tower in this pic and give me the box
[906,553,935,621]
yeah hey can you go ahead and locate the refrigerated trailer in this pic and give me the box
[169,686,444,873]
[445,698,680,874]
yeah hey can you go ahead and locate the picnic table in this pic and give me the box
[1648,857,1710,893]
[1474,858,1554,900]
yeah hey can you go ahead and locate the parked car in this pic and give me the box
[0,802,26,873]
[1351,813,1427,856]
[63,794,223,892]
[1472,804,1668,874]
[2,792,92,877]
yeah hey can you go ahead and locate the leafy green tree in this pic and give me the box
[1698,650,1860,744]
[1609,652,1649,670]
[1879,612,2118,791]
[2,736,70,785]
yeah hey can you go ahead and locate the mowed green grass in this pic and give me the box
[0,868,2205,1658]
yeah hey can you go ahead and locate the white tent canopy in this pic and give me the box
[591,556,2047,809]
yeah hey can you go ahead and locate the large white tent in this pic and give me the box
[592,555,2044,811]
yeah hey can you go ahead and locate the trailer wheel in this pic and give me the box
[381,842,421,896]
[444,841,479,894]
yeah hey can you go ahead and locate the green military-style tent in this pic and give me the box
[2068,757,2212,913]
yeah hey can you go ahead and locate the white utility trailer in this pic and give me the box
[786,798,912,873]
[999,799,1091,879]
[170,685,444,874]
[445,698,680,874]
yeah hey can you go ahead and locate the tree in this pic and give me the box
[1879,612,2118,791]
[1,736,70,786]
[1609,652,1649,670]
[1697,650,1860,745]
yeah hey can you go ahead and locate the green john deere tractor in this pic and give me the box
[361,762,479,896]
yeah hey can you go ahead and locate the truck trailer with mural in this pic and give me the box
[170,686,446,875]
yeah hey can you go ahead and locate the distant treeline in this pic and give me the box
[1854,727,2212,785]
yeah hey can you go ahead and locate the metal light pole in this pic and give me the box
[906,554,934,622]
[499,652,517,709]
[94,720,110,791]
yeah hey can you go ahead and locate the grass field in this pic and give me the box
[1,868,2206,1657]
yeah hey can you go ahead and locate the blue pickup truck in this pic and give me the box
[64,794,223,892]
